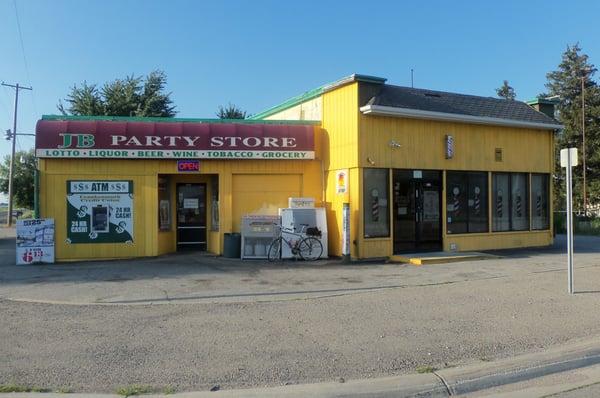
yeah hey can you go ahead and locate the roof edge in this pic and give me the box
[41,114,320,126]
[360,105,563,131]
[249,73,387,120]
[526,97,559,105]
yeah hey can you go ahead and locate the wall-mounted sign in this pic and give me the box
[16,218,55,265]
[336,169,348,194]
[36,120,315,160]
[445,135,454,159]
[66,180,134,244]
[177,160,200,172]
[288,197,315,209]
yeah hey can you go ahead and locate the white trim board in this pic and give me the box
[360,104,562,130]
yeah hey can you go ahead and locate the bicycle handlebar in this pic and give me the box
[272,222,308,233]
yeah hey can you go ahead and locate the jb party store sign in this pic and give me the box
[16,218,55,265]
[67,180,134,244]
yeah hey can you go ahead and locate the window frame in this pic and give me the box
[446,171,489,234]
[363,168,391,238]
[531,173,550,231]
[492,172,531,232]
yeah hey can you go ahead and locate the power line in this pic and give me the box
[12,0,38,116]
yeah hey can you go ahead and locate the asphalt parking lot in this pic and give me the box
[3,230,600,394]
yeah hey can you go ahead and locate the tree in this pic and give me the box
[0,149,36,208]
[545,43,600,211]
[58,70,176,117]
[216,103,247,119]
[496,80,516,100]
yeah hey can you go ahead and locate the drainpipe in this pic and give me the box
[34,166,39,219]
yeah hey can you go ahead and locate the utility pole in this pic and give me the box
[2,82,32,227]
[581,76,587,216]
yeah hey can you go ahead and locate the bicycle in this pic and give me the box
[267,223,323,261]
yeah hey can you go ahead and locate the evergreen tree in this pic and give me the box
[58,70,176,117]
[496,80,516,100]
[545,43,600,211]
[216,103,247,119]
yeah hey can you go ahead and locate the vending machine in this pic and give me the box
[279,203,328,259]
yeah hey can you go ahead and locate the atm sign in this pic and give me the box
[177,160,200,172]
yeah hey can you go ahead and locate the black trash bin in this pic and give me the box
[223,233,241,258]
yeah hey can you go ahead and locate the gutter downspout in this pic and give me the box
[34,162,39,219]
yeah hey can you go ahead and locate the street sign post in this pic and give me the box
[560,148,578,294]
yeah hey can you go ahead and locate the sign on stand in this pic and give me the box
[560,148,578,294]
[16,218,55,265]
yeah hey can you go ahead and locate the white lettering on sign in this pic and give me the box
[105,135,299,148]
[37,149,315,160]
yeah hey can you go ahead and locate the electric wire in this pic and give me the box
[12,0,38,116]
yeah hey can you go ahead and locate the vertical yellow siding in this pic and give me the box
[322,83,359,170]
[320,83,362,258]
[358,115,553,172]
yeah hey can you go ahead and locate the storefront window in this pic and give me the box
[492,174,510,231]
[446,172,468,234]
[493,173,529,232]
[468,172,488,233]
[511,173,529,231]
[158,176,171,231]
[531,174,550,230]
[364,169,390,238]
[447,171,488,234]
[210,175,219,231]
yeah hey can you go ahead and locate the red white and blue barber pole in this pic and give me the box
[561,147,578,294]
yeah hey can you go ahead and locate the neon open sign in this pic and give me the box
[177,160,200,172]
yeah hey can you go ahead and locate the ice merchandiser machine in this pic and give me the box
[279,205,328,259]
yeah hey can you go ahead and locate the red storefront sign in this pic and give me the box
[35,119,315,160]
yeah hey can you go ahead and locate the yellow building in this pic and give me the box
[35,74,561,261]
[250,74,560,258]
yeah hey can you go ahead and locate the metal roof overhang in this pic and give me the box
[360,104,563,130]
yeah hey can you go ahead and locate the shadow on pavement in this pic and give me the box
[2,233,600,288]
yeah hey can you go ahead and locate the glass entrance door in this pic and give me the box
[393,170,442,253]
[176,183,206,250]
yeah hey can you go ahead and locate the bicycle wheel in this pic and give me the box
[298,237,323,261]
[267,238,283,262]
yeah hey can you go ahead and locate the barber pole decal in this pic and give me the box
[536,192,542,216]
[371,189,379,222]
[516,190,522,217]
[452,187,460,217]
[473,186,481,216]
[496,190,503,217]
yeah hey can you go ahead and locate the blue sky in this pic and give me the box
[0,0,599,165]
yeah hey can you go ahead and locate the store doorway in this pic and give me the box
[393,170,442,253]
[176,183,207,251]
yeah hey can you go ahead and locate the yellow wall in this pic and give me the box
[264,96,322,121]
[322,83,360,170]
[39,126,324,261]
[358,114,553,172]
[232,174,301,232]
[319,83,364,257]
